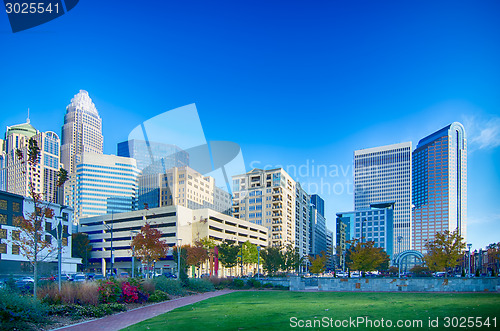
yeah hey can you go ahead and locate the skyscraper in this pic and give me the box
[65,152,140,222]
[412,122,467,252]
[117,139,188,172]
[354,142,412,255]
[61,90,103,174]
[310,194,327,256]
[1,118,62,203]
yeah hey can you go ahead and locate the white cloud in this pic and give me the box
[462,115,500,151]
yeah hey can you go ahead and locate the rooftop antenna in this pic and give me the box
[27,108,30,124]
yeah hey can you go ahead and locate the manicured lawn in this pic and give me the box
[123,291,500,331]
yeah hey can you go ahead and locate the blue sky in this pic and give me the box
[1,0,499,250]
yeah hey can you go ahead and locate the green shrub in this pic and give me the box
[246,279,262,288]
[187,279,214,292]
[231,279,246,289]
[152,278,187,296]
[209,277,232,290]
[0,289,49,329]
[263,282,274,288]
[148,290,170,302]
[49,303,126,319]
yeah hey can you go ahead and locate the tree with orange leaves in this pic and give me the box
[131,222,168,277]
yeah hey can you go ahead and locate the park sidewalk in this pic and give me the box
[53,289,234,331]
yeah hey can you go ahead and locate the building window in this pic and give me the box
[12,230,20,241]
[13,202,20,213]
[12,245,20,255]
[0,214,7,225]
[0,200,7,210]
[0,228,7,239]
[0,243,6,254]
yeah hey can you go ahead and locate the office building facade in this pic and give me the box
[138,166,231,214]
[354,142,412,255]
[0,190,79,275]
[117,139,189,172]
[295,183,310,257]
[412,122,467,252]
[310,194,327,256]
[65,152,140,222]
[335,211,355,270]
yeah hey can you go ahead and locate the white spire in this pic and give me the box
[27,107,30,123]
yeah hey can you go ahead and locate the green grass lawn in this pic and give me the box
[123,291,500,331]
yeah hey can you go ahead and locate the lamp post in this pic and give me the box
[257,246,261,279]
[130,230,139,278]
[467,243,472,277]
[397,236,403,278]
[103,212,114,277]
[177,238,182,280]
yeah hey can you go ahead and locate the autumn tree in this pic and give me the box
[309,251,327,274]
[72,233,92,271]
[131,223,168,278]
[347,239,390,275]
[260,246,283,276]
[186,241,208,277]
[487,242,500,275]
[424,230,465,276]
[12,137,68,297]
[218,241,239,276]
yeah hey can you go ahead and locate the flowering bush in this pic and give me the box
[97,280,121,304]
[121,282,139,303]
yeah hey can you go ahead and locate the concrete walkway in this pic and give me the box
[54,290,234,331]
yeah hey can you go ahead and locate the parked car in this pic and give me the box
[350,272,361,278]
[200,273,211,279]
[163,272,177,278]
[253,273,265,278]
[118,272,129,278]
[433,272,446,278]
[73,274,86,282]
[336,272,348,278]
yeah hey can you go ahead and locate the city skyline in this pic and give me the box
[1,0,499,250]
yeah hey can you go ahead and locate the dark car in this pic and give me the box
[163,272,177,278]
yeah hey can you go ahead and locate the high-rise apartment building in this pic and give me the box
[232,168,298,249]
[138,166,232,214]
[117,139,189,172]
[295,183,310,257]
[61,90,103,174]
[65,152,140,222]
[1,119,62,203]
[354,142,412,255]
[412,122,467,252]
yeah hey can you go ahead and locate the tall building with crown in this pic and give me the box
[0,115,62,203]
[61,90,103,174]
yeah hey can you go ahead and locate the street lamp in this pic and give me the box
[103,212,114,277]
[467,243,472,277]
[257,246,261,279]
[177,238,182,280]
[130,230,139,278]
[397,236,403,278]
